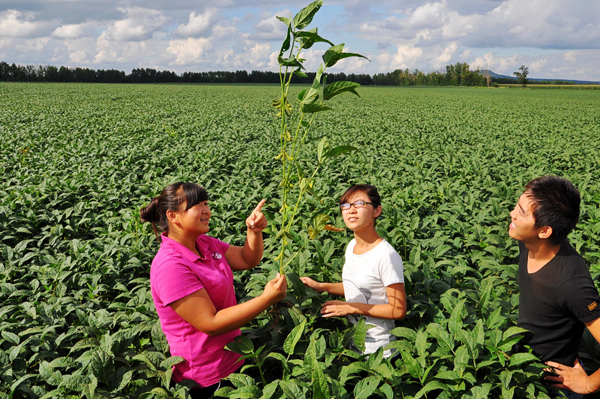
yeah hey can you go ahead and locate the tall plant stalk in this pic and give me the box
[272,0,368,275]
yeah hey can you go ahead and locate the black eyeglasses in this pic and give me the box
[340,200,377,210]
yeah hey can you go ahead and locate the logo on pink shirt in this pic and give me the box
[212,252,222,259]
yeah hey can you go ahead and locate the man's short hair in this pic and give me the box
[524,175,580,245]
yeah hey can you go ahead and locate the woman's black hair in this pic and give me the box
[140,182,208,240]
[340,184,382,217]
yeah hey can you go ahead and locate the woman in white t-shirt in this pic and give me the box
[301,184,406,357]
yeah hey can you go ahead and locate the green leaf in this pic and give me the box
[317,138,330,164]
[469,383,492,399]
[323,81,361,101]
[377,383,394,399]
[298,89,307,100]
[302,64,324,105]
[500,370,513,389]
[287,271,307,296]
[401,350,422,379]
[278,55,304,69]
[39,361,63,386]
[311,360,329,399]
[90,349,114,384]
[414,329,429,358]
[116,369,134,392]
[279,24,293,56]
[2,330,19,345]
[160,356,185,369]
[69,338,100,353]
[426,323,454,353]
[226,335,254,355]
[59,373,90,392]
[497,334,525,352]
[227,373,256,388]
[448,299,466,338]
[414,380,448,399]
[260,380,280,399]
[324,145,357,159]
[294,69,308,78]
[293,0,322,30]
[280,380,304,399]
[458,328,479,363]
[296,29,334,49]
[322,43,369,68]
[390,326,417,341]
[9,374,36,395]
[225,385,262,398]
[453,345,469,372]
[152,319,169,353]
[353,376,381,399]
[508,352,539,367]
[301,102,332,114]
[353,318,376,353]
[276,16,291,26]
[283,320,307,355]
[502,326,529,341]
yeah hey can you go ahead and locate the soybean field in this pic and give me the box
[2,82,600,398]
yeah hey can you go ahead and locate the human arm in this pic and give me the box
[225,199,267,271]
[300,277,345,296]
[320,283,406,320]
[544,318,600,394]
[170,273,287,336]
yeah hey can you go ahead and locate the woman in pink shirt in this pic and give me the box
[140,182,287,398]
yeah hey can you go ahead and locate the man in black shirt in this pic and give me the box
[509,175,600,396]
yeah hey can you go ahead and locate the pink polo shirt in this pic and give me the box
[150,233,243,387]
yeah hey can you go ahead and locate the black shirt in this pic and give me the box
[517,240,600,366]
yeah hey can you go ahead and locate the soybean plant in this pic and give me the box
[272,0,368,275]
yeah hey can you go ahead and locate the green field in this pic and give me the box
[2,82,600,398]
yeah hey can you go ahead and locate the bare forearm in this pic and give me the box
[322,282,344,296]
[199,294,274,336]
[585,369,600,393]
[345,302,406,320]
[241,229,264,268]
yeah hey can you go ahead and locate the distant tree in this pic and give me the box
[513,65,529,89]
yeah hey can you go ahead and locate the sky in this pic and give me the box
[1,0,599,81]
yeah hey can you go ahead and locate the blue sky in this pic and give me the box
[1,0,599,81]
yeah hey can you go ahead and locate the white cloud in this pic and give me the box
[176,8,220,37]
[408,1,447,30]
[564,51,577,62]
[167,37,213,65]
[0,10,53,38]
[251,12,289,41]
[529,59,548,71]
[472,53,521,74]
[52,22,96,39]
[15,37,51,52]
[94,31,152,64]
[432,42,459,69]
[105,7,169,42]
[389,45,424,70]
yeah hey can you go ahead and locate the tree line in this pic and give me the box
[0,60,495,86]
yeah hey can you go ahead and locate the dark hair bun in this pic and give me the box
[140,197,160,224]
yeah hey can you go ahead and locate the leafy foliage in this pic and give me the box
[1,80,600,398]
[272,0,366,275]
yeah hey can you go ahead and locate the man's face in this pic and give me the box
[509,192,543,242]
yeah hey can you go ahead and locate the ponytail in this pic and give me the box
[140,196,162,240]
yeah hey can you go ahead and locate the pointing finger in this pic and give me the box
[253,199,266,215]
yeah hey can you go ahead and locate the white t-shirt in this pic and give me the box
[342,238,404,357]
